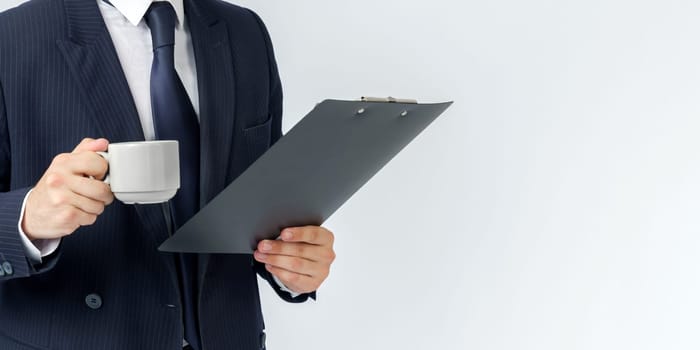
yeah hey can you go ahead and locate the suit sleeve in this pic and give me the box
[248,9,316,303]
[0,78,60,283]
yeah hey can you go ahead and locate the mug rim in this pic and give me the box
[109,140,178,147]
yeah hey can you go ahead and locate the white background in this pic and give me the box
[4,1,700,349]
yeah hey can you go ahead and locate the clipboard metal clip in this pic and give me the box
[360,96,418,104]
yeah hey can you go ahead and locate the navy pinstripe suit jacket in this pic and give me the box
[0,0,313,349]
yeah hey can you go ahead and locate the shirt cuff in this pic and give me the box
[272,274,301,298]
[17,189,61,264]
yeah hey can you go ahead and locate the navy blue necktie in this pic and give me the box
[145,3,201,349]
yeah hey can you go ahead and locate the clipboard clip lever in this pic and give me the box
[360,96,418,104]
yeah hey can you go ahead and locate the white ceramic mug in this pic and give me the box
[97,141,180,204]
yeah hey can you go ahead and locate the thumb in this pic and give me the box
[72,138,109,153]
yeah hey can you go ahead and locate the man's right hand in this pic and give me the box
[22,138,115,241]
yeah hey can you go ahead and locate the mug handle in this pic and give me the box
[95,151,111,185]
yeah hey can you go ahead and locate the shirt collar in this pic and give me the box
[106,0,185,28]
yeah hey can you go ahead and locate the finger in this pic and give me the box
[72,193,105,215]
[279,226,334,246]
[49,190,105,215]
[65,175,114,204]
[71,138,95,153]
[72,138,109,153]
[65,152,109,178]
[70,192,105,216]
[56,207,97,231]
[257,240,335,263]
[75,209,97,227]
[264,264,316,293]
[254,251,318,277]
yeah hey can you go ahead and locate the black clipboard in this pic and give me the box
[158,98,453,254]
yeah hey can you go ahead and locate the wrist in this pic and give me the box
[21,219,36,241]
[19,190,38,241]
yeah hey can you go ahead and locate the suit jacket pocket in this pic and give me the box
[243,114,272,164]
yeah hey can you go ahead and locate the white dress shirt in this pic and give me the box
[18,0,298,298]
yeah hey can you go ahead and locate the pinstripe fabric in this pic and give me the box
[0,77,32,282]
[0,0,313,349]
[0,187,33,279]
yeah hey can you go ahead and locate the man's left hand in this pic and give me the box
[254,226,336,294]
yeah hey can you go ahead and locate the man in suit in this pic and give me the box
[0,0,336,349]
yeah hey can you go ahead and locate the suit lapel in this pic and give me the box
[186,0,237,206]
[57,0,178,287]
[57,0,144,143]
[185,0,237,289]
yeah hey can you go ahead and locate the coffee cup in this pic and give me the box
[97,141,180,204]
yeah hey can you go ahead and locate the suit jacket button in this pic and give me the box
[2,261,12,275]
[85,293,103,310]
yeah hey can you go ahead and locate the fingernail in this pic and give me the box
[255,252,267,261]
[282,230,293,240]
[261,242,272,252]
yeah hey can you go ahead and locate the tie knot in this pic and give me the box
[145,2,177,50]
